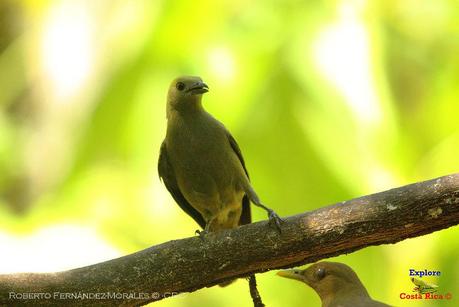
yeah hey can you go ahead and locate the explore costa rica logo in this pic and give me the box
[399,269,453,301]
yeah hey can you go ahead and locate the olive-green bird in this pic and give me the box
[158,76,282,234]
[277,262,390,307]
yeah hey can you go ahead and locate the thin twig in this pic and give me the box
[248,275,264,307]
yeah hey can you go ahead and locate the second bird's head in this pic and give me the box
[167,76,209,110]
[277,262,367,299]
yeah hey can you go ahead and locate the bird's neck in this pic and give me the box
[167,98,204,119]
[321,285,370,306]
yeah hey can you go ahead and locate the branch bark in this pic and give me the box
[1,174,459,306]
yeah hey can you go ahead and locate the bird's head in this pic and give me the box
[277,262,369,301]
[167,76,209,113]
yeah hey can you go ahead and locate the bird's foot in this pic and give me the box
[195,229,209,240]
[267,209,283,233]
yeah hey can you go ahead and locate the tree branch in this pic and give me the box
[1,174,459,306]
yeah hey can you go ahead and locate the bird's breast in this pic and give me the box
[166,114,247,212]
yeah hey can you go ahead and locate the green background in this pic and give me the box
[0,0,458,306]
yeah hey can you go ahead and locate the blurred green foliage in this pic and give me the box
[0,0,458,306]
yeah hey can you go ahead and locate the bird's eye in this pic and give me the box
[315,268,326,280]
[176,82,186,91]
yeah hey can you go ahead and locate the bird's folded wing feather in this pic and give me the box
[158,141,206,229]
[227,132,252,225]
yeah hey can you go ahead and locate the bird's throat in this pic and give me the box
[167,97,204,119]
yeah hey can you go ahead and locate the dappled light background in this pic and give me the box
[1,0,458,306]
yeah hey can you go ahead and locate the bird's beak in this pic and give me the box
[187,81,209,95]
[277,270,304,282]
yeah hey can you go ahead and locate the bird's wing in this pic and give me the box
[227,133,252,225]
[158,141,206,229]
[227,133,249,178]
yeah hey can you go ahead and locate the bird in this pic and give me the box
[157,76,281,302]
[158,76,282,235]
[277,261,390,307]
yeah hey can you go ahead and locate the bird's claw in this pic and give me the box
[195,229,208,241]
[267,209,283,233]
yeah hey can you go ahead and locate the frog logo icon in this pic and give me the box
[411,277,438,294]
